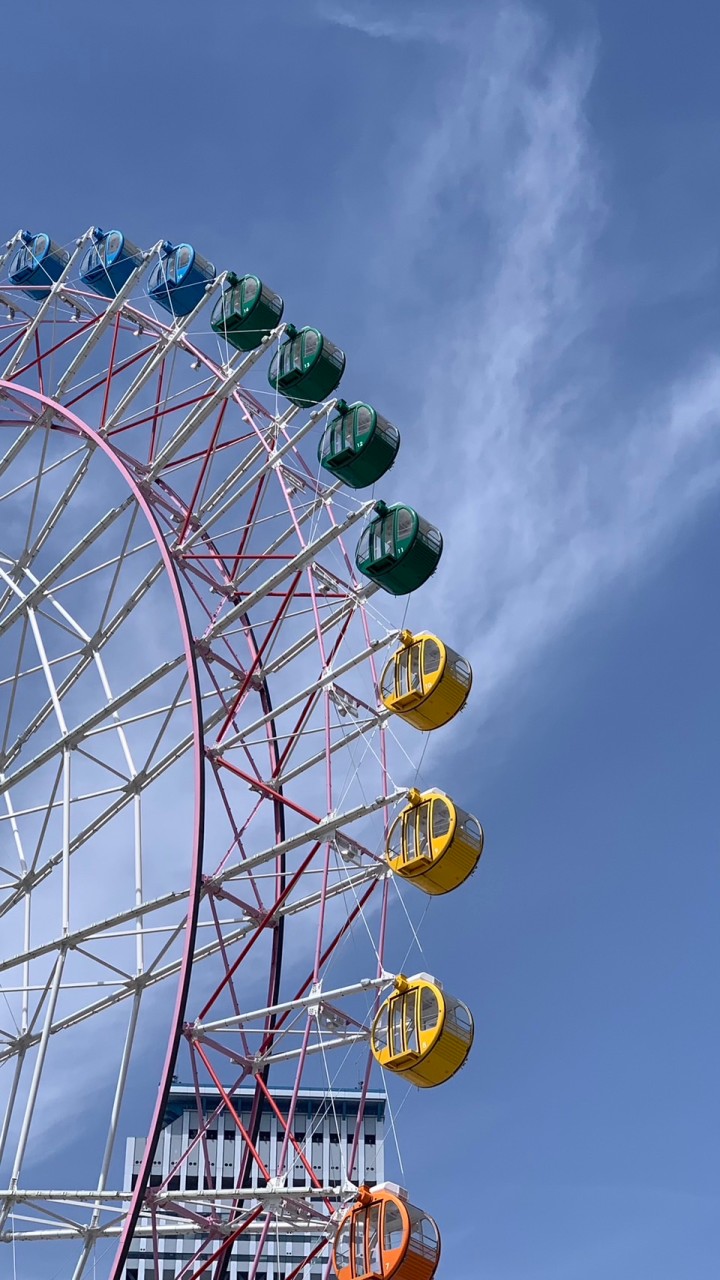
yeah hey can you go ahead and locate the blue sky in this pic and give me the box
[3,0,720,1276]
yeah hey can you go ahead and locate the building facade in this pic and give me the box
[123,1085,386,1280]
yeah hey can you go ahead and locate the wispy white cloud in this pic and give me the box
[315,1,462,44]
[328,2,720,724]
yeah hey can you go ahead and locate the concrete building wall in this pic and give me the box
[123,1086,386,1280]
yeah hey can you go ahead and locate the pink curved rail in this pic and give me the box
[0,381,207,1279]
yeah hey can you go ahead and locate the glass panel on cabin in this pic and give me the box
[416,803,430,860]
[381,661,395,701]
[341,410,355,451]
[355,405,373,439]
[417,518,441,552]
[461,814,482,848]
[422,639,442,676]
[354,1210,367,1277]
[390,999,404,1057]
[387,817,402,862]
[447,1000,473,1040]
[329,418,345,455]
[368,1203,382,1275]
[176,246,191,279]
[336,1221,351,1270]
[320,428,334,461]
[396,647,410,696]
[383,1201,404,1254]
[431,798,451,841]
[410,643,422,692]
[107,232,121,260]
[419,986,439,1032]
[408,1212,439,1259]
[399,814,417,865]
[395,508,414,544]
[356,528,371,564]
[303,329,320,363]
[421,1216,439,1256]
[34,234,49,258]
[377,417,399,446]
[242,276,259,308]
[451,655,472,687]
[404,992,419,1053]
[378,515,395,559]
[373,1005,389,1052]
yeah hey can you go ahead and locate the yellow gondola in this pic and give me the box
[371,974,473,1088]
[387,789,483,895]
[380,631,471,731]
[332,1183,441,1280]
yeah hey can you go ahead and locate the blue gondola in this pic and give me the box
[79,228,143,299]
[7,231,69,299]
[147,241,215,317]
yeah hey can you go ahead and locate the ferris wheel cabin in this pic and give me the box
[267,324,346,406]
[7,231,68,298]
[355,503,443,595]
[387,789,483,896]
[79,228,143,298]
[318,401,400,489]
[210,273,284,352]
[380,631,472,730]
[147,241,216,316]
[332,1184,441,1280]
[371,974,473,1087]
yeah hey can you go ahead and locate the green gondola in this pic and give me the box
[355,501,443,595]
[268,324,345,407]
[210,273,284,352]
[317,400,400,489]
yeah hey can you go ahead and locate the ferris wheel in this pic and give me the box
[0,227,483,1280]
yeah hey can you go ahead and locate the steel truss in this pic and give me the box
[0,230,430,1280]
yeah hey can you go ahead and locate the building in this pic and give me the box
[123,1084,386,1280]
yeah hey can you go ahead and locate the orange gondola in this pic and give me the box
[333,1183,440,1280]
